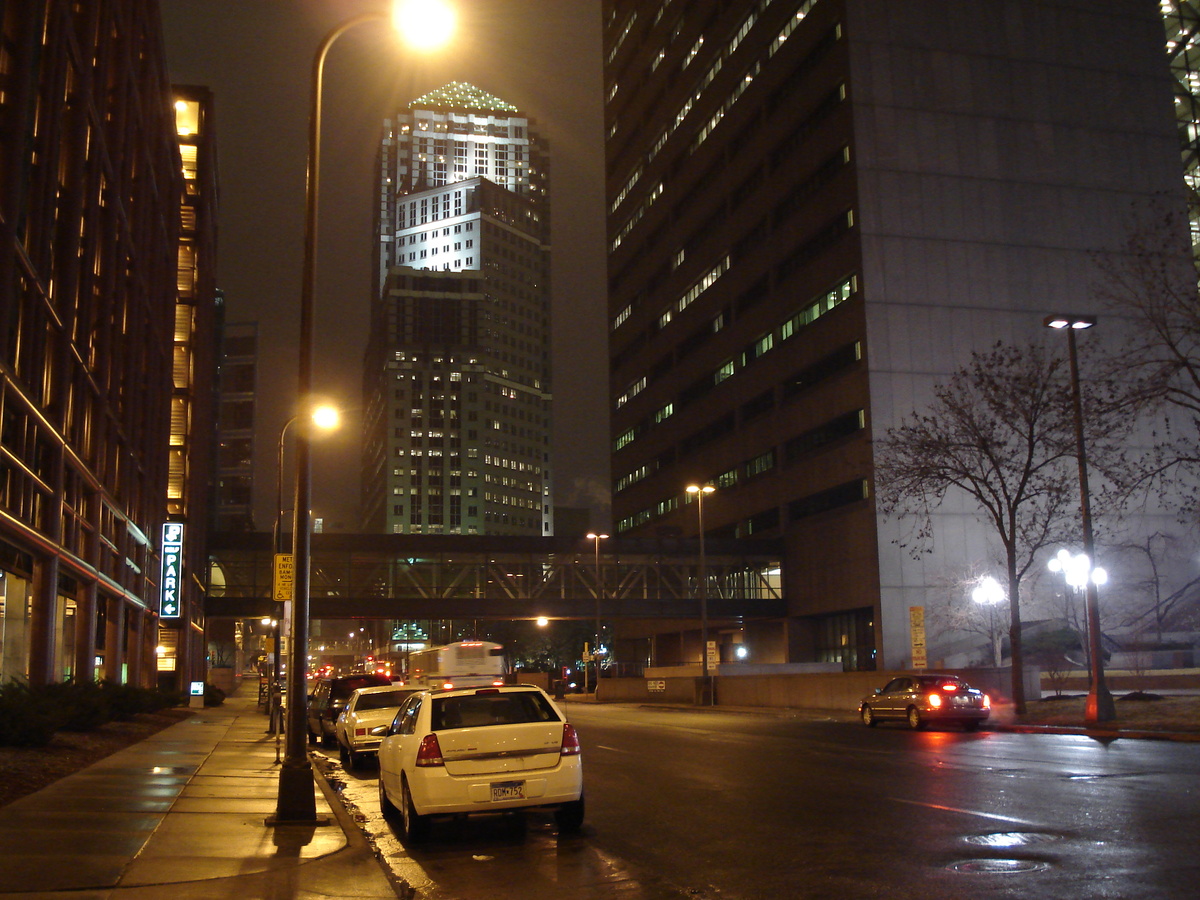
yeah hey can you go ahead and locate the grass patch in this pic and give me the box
[1006,694,1200,732]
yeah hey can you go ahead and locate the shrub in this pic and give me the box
[203,683,226,707]
[41,680,110,732]
[0,681,64,748]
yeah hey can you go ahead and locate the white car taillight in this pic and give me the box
[560,722,581,756]
[415,733,445,767]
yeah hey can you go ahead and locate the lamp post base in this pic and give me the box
[1085,683,1116,726]
[267,760,331,826]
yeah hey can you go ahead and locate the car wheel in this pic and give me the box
[347,748,363,770]
[555,794,585,834]
[307,725,317,745]
[906,707,924,730]
[338,742,350,766]
[861,705,876,727]
[401,777,430,843]
[378,772,400,823]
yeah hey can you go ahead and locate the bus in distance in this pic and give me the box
[406,640,506,690]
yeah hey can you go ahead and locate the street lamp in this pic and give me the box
[273,1,456,826]
[1047,547,1108,671]
[1043,313,1115,724]
[686,484,716,702]
[270,404,339,736]
[586,532,608,693]
[971,575,1005,667]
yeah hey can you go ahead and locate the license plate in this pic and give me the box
[491,780,525,802]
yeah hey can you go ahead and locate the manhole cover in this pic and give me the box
[948,859,1051,874]
[964,832,1061,848]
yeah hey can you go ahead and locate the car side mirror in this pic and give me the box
[874,688,881,695]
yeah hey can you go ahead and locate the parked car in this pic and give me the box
[860,674,991,730]
[377,684,584,842]
[335,684,419,769]
[307,674,393,745]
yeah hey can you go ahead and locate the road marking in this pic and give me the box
[597,744,629,753]
[888,797,1041,826]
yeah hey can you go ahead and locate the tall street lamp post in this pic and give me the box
[272,0,456,826]
[1043,314,1115,724]
[686,484,715,703]
[270,406,339,736]
[586,532,608,693]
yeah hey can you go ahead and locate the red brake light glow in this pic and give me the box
[415,733,445,767]
[927,692,944,708]
[940,683,959,692]
[560,723,581,756]
[982,693,991,709]
[441,681,455,690]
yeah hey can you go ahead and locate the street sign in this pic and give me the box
[910,605,927,669]
[706,640,718,670]
[273,553,294,601]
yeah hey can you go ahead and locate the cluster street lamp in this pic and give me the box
[971,575,1005,667]
[586,532,608,693]
[272,0,456,826]
[686,484,716,703]
[1043,313,1115,724]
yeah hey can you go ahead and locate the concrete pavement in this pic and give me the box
[0,687,400,899]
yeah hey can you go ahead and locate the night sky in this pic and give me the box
[159,0,610,532]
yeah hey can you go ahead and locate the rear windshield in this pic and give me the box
[332,676,391,699]
[919,677,970,690]
[357,689,414,711]
[432,691,562,730]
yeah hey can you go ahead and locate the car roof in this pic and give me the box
[352,684,411,696]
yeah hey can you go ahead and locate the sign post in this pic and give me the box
[273,553,294,602]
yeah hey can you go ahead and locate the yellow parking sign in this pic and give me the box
[273,553,294,601]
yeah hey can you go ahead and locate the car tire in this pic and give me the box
[861,705,876,727]
[906,707,924,730]
[555,794,585,834]
[378,772,400,823]
[400,777,430,843]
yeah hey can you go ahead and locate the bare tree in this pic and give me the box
[1093,205,1200,513]
[1111,532,1200,641]
[875,341,1133,713]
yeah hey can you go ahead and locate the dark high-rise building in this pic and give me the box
[603,0,1190,669]
[0,2,217,687]
[363,84,553,536]
[215,321,258,533]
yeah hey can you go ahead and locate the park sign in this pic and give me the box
[160,523,184,619]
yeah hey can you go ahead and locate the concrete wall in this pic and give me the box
[597,667,1037,710]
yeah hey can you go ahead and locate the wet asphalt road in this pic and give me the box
[316,703,1200,899]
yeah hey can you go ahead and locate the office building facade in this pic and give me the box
[603,0,1189,669]
[0,2,217,687]
[363,84,553,536]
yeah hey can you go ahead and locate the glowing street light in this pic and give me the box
[273,0,456,826]
[1043,313,1114,724]
[686,484,716,702]
[971,575,1005,666]
[586,532,608,693]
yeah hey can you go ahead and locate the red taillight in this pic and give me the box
[415,733,445,767]
[940,683,959,692]
[982,693,991,709]
[492,679,505,686]
[560,723,581,757]
[354,727,368,737]
[927,693,944,709]
[441,681,454,690]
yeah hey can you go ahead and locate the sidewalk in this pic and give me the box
[0,688,399,899]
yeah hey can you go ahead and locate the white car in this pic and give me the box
[377,684,584,841]
[334,685,418,769]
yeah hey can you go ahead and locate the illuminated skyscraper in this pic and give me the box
[603,0,1190,669]
[363,84,553,535]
